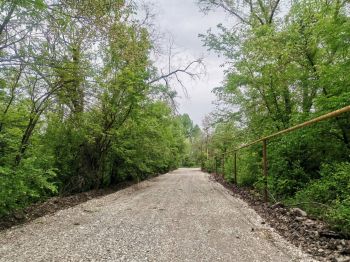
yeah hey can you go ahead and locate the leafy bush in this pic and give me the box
[202,158,215,173]
[328,197,350,236]
[223,156,234,183]
[237,149,260,187]
[0,157,57,216]
[293,162,350,235]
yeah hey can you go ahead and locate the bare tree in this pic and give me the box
[148,37,206,110]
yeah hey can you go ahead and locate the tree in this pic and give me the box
[200,0,350,234]
[0,0,195,215]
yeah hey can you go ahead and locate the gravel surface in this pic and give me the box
[0,168,315,262]
[211,173,350,262]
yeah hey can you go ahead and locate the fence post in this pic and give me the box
[262,139,268,202]
[234,152,237,184]
[215,156,218,175]
[222,153,225,178]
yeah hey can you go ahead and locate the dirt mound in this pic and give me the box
[0,181,134,231]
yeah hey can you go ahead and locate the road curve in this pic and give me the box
[0,168,314,262]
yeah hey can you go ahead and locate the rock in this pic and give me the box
[279,208,287,215]
[296,216,306,222]
[13,211,25,220]
[313,230,320,238]
[341,247,350,255]
[271,202,284,209]
[304,219,317,227]
[338,241,350,255]
[291,208,307,217]
[328,241,338,250]
[334,256,350,262]
[291,232,299,240]
[320,230,342,239]
[291,222,299,229]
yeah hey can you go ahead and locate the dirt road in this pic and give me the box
[0,168,314,261]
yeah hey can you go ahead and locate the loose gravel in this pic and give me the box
[0,168,315,261]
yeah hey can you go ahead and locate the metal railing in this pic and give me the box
[212,105,350,202]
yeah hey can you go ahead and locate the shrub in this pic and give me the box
[293,162,350,235]
[0,157,57,216]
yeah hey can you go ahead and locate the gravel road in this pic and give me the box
[0,168,315,262]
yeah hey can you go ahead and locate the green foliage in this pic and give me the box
[0,157,57,216]
[0,0,190,216]
[108,102,186,183]
[200,0,350,234]
[238,149,260,187]
[179,114,203,167]
[328,198,350,236]
[293,163,350,235]
[43,116,91,193]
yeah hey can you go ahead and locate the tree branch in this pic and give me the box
[148,59,203,85]
[0,2,16,36]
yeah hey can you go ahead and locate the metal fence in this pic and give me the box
[213,105,350,202]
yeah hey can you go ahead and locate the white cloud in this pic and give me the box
[150,0,231,126]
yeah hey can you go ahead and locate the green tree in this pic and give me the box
[200,0,350,234]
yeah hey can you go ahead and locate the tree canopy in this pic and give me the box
[0,0,200,216]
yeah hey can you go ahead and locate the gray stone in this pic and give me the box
[291,208,308,217]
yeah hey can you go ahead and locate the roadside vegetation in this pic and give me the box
[198,0,350,235]
[0,1,201,217]
[179,114,203,167]
[1,0,349,238]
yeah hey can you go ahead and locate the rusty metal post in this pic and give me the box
[222,153,225,178]
[230,106,350,202]
[262,139,268,202]
[234,152,237,184]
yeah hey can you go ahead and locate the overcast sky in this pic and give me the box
[150,0,230,126]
